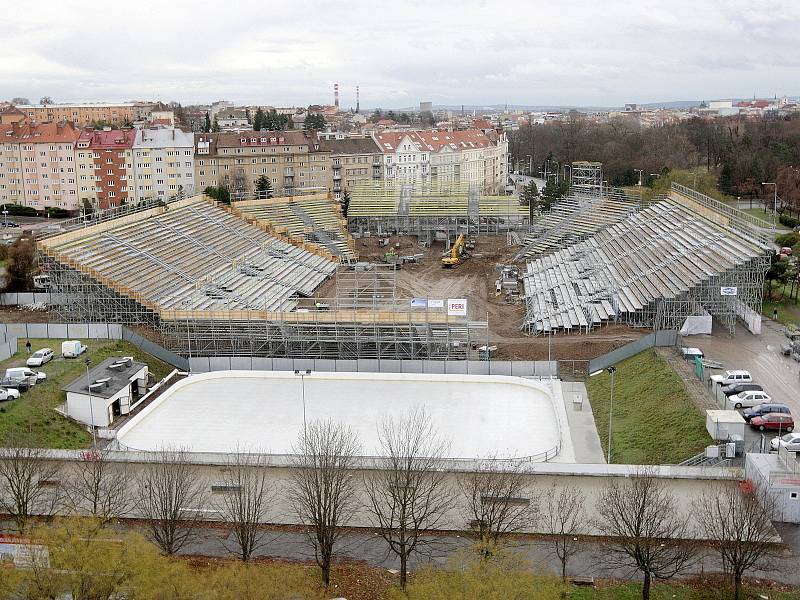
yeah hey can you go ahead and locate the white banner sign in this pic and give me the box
[447,298,468,317]
[428,299,444,308]
[410,298,427,308]
[720,286,738,296]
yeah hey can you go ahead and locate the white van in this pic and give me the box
[62,340,87,358]
[5,367,46,385]
[710,370,753,386]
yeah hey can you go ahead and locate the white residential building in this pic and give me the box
[372,129,508,193]
[132,127,195,200]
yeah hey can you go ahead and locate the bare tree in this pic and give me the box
[288,420,361,586]
[212,450,276,561]
[459,456,536,559]
[66,448,133,526]
[363,408,453,589]
[596,469,695,600]
[694,483,783,600]
[0,443,62,531]
[541,483,586,581]
[136,448,207,555]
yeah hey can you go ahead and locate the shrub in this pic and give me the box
[775,232,800,247]
[780,215,800,228]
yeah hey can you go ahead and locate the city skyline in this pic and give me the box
[3,0,798,108]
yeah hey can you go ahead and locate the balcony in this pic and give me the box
[333,173,341,180]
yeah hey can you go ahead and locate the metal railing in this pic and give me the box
[671,182,772,247]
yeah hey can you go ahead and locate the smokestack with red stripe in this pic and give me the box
[334,83,339,110]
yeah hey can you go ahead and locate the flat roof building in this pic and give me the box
[63,356,149,427]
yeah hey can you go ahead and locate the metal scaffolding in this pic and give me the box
[520,183,771,336]
[40,254,484,360]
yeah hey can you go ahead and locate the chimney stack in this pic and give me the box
[356,86,360,114]
[334,83,339,110]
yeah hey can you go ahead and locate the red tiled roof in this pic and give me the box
[373,129,494,154]
[2,121,82,143]
[77,128,136,149]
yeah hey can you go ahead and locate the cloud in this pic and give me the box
[0,0,797,107]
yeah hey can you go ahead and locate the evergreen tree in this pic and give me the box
[541,179,569,212]
[255,176,274,199]
[340,190,351,217]
[204,112,211,132]
[253,108,265,131]
[212,116,220,132]
[718,163,734,194]
[304,113,326,131]
[204,185,231,205]
[519,181,539,208]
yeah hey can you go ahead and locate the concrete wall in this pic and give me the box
[0,323,122,340]
[26,450,741,539]
[588,330,678,373]
[188,356,557,377]
[0,292,70,306]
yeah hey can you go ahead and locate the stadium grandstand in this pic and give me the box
[521,184,771,336]
[347,181,528,238]
[38,194,484,358]
[231,193,356,261]
[518,190,641,259]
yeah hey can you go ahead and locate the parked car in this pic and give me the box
[710,370,753,386]
[722,382,764,397]
[0,387,21,402]
[4,367,46,385]
[742,403,791,422]
[730,390,771,409]
[0,221,19,228]
[750,413,794,432]
[62,340,87,358]
[771,432,800,452]
[0,377,31,392]
[26,347,54,367]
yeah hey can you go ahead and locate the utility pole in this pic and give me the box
[294,369,311,440]
[762,182,777,231]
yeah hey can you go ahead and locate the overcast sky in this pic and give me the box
[1,0,798,109]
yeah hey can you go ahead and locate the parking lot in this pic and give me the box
[697,319,800,416]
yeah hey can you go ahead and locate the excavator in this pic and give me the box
[441,234,467,268]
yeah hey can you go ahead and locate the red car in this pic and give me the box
[750,413,794,432]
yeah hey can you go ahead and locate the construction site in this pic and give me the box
[33,162,772,363]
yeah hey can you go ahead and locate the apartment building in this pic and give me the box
[194,130,332,198]
[76,128,136,209]
[0,121,81,210]
[15,103,138,126]
[373,129,508,193]
[319,136,382,198]
[132,127,195,200]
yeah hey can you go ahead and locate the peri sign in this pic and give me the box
[447,299,468,316]
[720,287,738,296]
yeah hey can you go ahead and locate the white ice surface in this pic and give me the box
[117,371,566,461]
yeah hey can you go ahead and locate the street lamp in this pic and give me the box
[1,206,7,228]
[633,169,643,186]
[762,182,777,228]
[294,369,311,439]
[590,365,617,463]
[85,357,96,449]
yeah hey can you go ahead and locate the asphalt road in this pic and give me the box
[172,524,800,586]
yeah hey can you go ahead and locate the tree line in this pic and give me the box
[509,114,800,205]
[0,417,783,600]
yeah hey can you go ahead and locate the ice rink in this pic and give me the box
[116,371,573,462]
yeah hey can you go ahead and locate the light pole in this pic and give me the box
[606,365,616,463]
[762,182,777,228]
[85,357,96,449]
[294,369,311,439]
[1,206,7,228]
[634,169,643,186]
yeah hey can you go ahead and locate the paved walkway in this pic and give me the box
[561,381,605,463]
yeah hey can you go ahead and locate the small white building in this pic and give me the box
[747,449,800,524]
[705,409,746,441]
[63,357,149,427]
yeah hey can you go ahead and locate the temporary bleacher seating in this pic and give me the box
[44,197,337,312]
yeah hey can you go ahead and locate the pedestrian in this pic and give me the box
[774,308,779,322]
[25,340,31,355]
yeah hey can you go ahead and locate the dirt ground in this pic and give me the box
[344,235,646,361]
[0,305,56,323]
